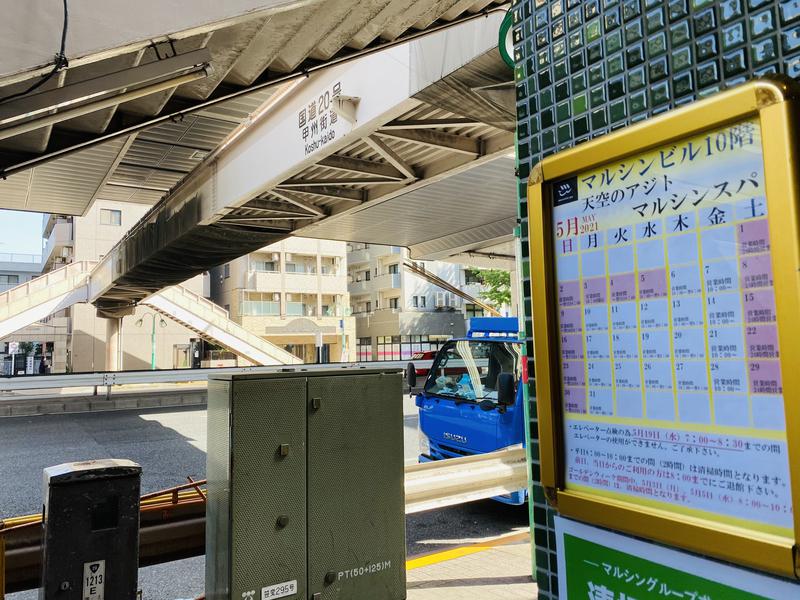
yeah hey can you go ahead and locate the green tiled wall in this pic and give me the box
[511,0,800,597]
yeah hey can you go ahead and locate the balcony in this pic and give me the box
[375,272,401,290]
[347,245,402,265]
[247,270,282,290]
[348,278,371,294]
[42,220,73,268]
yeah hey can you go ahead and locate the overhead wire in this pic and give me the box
[0,0,69,105]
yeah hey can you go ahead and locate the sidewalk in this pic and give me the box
[406,531,537,599]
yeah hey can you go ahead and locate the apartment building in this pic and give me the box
[0,252,41,293]
[347,244,498,361]
[3,201,205,373]
[211,237,355,363]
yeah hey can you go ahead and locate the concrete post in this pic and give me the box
[105,317,122,371]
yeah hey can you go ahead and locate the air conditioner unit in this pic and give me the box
[272,253,280,261]
[272,293,281,302]
[285,253,293,262]
[60,247,71,257]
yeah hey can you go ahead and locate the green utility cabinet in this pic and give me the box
[206,368,406,600]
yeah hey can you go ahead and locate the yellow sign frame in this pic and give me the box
[527,78,800,578]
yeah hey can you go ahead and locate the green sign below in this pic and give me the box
[556,518,799,599]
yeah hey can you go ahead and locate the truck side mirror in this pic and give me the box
[497,373,515,406]
[406,363,417,389]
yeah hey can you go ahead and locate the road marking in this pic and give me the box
[406,530,529,570]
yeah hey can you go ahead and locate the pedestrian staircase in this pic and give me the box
[0,262,300,366]
[0,261,95,340]
[142,285,301,366]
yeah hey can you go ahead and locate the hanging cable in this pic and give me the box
[0,0,69,104]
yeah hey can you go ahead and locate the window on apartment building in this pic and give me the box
[223,263,230,278]
[99,209,122,226]
[465,303,485,318]
[419,295,426,308]
[464,269,483,284]
[224,304,230,313]
[286,259,316,274]
[388,263,399,274]
[321,295,340,317]
[412,296,418,308]
[366,301,372,312]
[0,275,19,285]
[286,293,315,316]
[320,257,338,275]
[240,291,280,316]
[389,297,399,309]
[253,260,277,272]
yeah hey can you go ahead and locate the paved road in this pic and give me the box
[3,401,528,600]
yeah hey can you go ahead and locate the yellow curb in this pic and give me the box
[406,530,529,570]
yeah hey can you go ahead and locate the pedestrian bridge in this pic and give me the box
[86,14,516,317]
[0,1,516,343]
[0,262,301,366]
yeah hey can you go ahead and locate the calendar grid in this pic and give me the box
[550,118,791,533]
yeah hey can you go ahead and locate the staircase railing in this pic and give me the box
[146,286,302,365]
[0,261,96,322]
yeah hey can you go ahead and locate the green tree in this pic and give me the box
[471,268,511,309]
[18,341,36,355]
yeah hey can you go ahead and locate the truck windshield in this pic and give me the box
[423,340,519,402]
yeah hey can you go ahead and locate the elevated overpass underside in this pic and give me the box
[86,15,516,316]
[0,4,516,319]
[0,0,508,213]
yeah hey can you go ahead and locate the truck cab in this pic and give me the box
[410,317,527,505]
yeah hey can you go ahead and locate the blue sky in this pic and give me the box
[0,209,45,255]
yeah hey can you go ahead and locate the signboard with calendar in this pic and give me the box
[551,117,791,536]
[527,81,800,577]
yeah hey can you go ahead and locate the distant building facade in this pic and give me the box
[347,243,499,361]
[211,237,355,363]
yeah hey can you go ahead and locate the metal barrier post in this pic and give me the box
[41,459,141,600]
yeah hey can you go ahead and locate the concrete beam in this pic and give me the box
[380,117,482,130]
[269,190,327,216]
[317,154,405,179]
[240,197,318,216]
[375,128,480,155]
[277,185,365,203]
[362,135,417,179]
[281,177,395,187]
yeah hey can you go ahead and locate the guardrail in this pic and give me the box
[0,445,527,593]
[0,360,433,392]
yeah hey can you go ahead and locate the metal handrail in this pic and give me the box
[146,286,302,364]
[0,360,433,391]
[0,261,95,321]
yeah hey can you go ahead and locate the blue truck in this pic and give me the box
[408,316,527,505]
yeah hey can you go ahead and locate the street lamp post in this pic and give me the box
[135,312,167,370]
